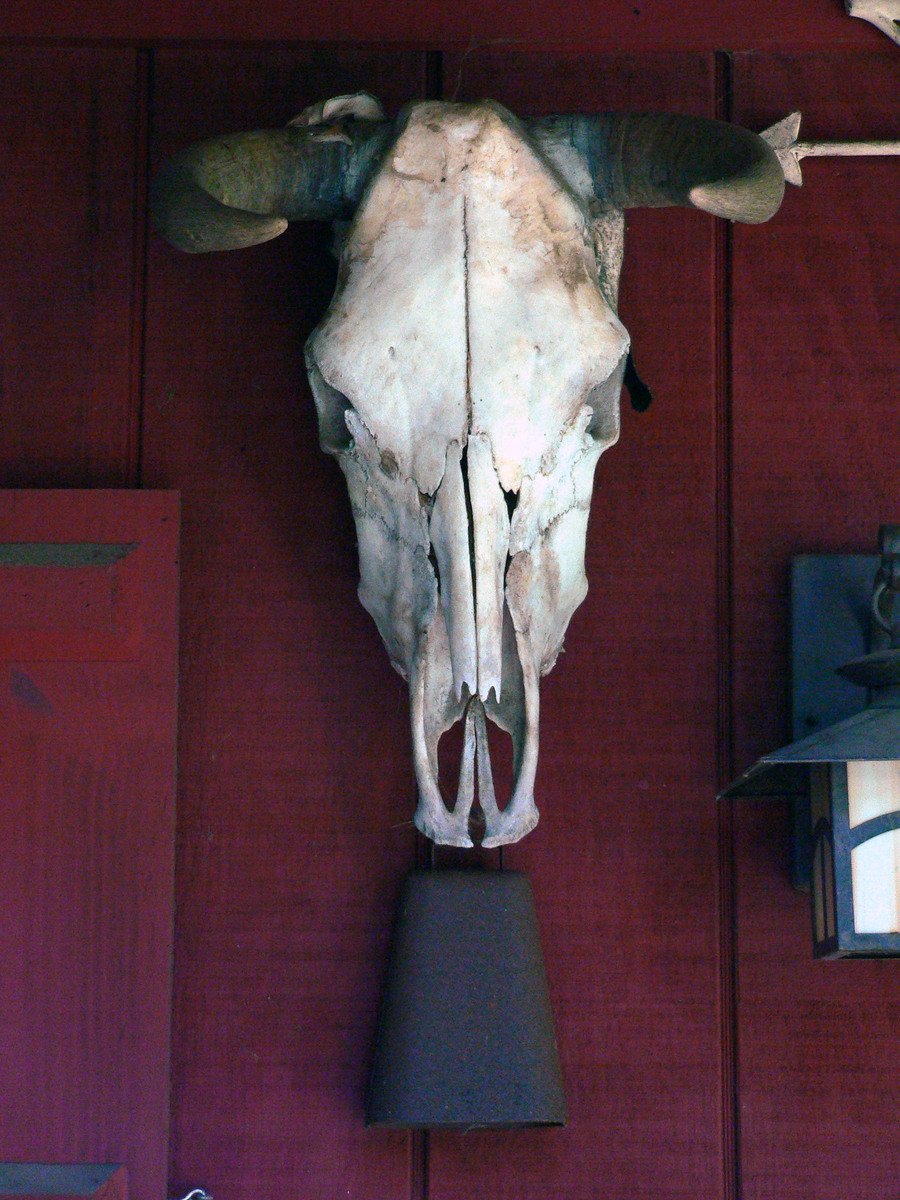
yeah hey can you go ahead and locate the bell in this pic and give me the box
[366,869,567,1128]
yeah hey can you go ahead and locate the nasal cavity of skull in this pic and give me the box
[502,487,519,590]
[436,705,515,838]
[427,542,441,587]
[459,447,518,577]
[502,485,518,522]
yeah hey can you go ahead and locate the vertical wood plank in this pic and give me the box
[0,490,179,1200]
[142,46,427,1200]
[0,49,142,487]
[731,50,900,1200]
[430,51,724,1200]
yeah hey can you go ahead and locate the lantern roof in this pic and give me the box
[720,690,899,800]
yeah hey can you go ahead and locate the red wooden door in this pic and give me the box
[0,490,180,1200]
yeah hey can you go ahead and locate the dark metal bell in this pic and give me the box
[366,869,567,1129]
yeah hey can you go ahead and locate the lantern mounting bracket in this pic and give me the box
[722,528,899,954]
[788,552,880,887]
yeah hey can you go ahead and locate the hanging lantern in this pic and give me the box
[723,526,899,958]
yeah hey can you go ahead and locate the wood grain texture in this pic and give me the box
[428,52,724,1200]
[141,46,427,1200]
[0,49,142,487]
[730,51,900,1200]
[0,490,179,1200]
[0,2,883,52]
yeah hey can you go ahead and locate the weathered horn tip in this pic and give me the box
[689,176,785,224]
[688,137,786,224]
[150,165,290,254]
[153,208,289,254]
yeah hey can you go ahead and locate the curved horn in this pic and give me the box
[531,112,785,224]
[151,98,393,253]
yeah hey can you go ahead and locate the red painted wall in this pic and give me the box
[1,23,897,1200]
[0,1,882,51]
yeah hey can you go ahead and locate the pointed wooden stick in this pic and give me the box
[761,111,900,186]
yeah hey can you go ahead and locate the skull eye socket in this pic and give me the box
[585,350,627,445]
[585,382,620,444]
[306,356,355,454]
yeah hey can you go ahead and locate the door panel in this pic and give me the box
[0,490,180,1200]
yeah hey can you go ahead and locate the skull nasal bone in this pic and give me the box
[430,435,511,707]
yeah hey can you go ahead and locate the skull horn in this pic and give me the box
[150,96,393,253]
[532,111,785,224]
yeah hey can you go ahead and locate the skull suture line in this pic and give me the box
[152,94,785,846]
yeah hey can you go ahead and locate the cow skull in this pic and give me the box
[152,94,784,846]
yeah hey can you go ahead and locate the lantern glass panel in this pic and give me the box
[851,831,900,934]
[847,760,900,936]
[846,760,900,827]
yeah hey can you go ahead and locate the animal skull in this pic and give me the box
[152,93,784,846]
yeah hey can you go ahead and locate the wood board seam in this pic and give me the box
[127,46,153,487]
[714,48,742,1200]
